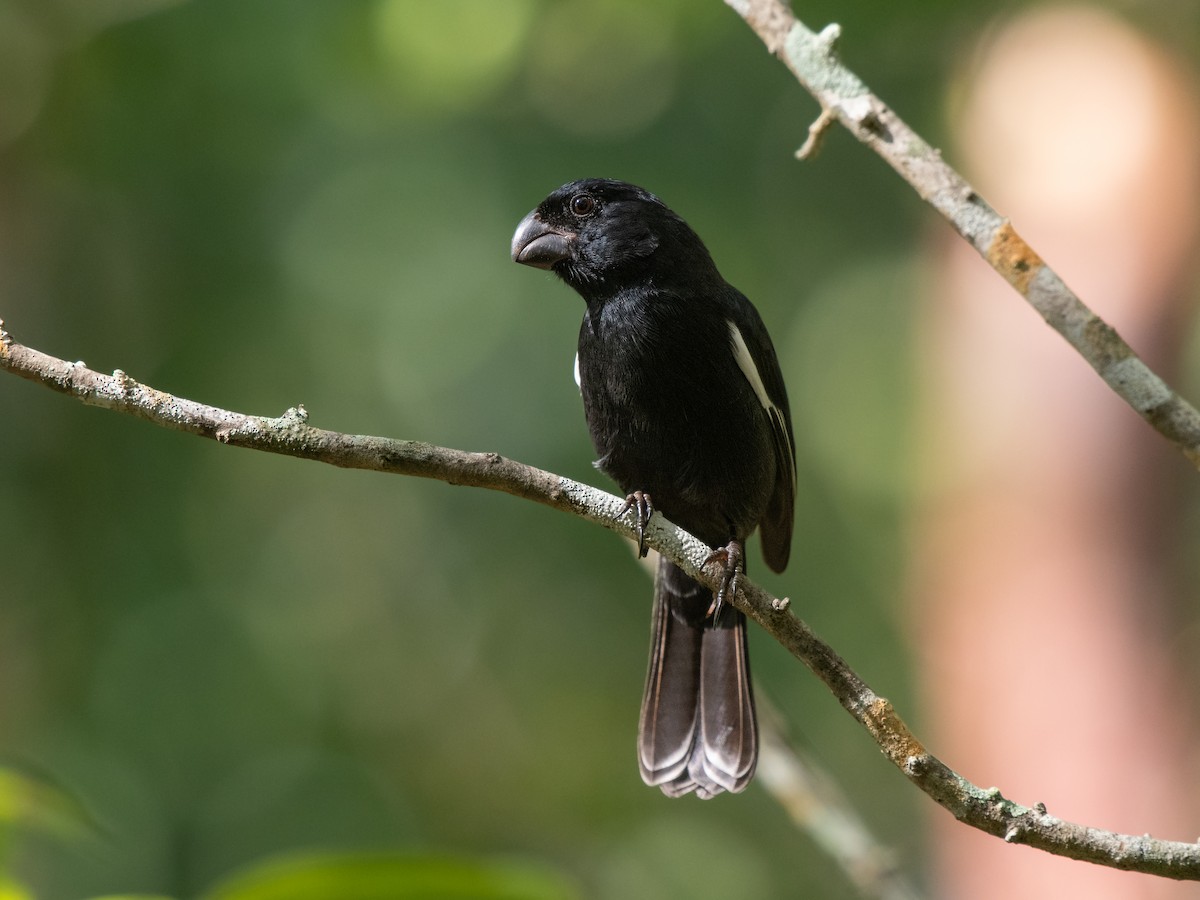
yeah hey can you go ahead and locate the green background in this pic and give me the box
[1,1,1197,897]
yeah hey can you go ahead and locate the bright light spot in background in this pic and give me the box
[524,0,677,138]
[960,6,1177,220]
[374,0,535,111]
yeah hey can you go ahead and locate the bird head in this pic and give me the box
[511,178,713,296]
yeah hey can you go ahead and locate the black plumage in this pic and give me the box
[511,179,795,798]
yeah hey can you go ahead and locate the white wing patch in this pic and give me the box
[728,320,796,489]
[573,352,582,391]
[728,321,771,412]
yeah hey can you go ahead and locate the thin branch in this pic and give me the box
[4,323,1199,879]
[795,104,837,161]
[726,0,1200,470]
[757,699,923,900]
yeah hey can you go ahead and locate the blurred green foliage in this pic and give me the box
[1,0,1197,898]
[203,852,579,900]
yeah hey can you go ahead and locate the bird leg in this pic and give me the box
[703,540,744,623]
[619,491,654,558]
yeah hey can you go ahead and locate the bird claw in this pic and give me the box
[703,541,744,623]
[619,491,654,558]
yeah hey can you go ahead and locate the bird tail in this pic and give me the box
[637,554,757,798]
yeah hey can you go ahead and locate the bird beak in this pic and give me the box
[511,212,573,269]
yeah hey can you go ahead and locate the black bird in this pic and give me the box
[511,179,795,798]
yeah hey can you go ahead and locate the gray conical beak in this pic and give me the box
[511,212,573,269]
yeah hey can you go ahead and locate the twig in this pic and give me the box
[757,699,923,900]
[795,105,837,160]
[3,322,1199,879]
[726,0,1200,469]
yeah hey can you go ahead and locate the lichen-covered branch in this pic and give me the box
[4,322,1199,879]
[726,0,1200,469]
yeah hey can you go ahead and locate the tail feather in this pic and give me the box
[638,555,757,798]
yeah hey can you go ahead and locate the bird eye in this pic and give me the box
[569,194,596,217]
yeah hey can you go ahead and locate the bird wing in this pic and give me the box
[726,315,795,573]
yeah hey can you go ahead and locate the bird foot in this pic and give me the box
[703,540,744,622]
[619,491,654,558]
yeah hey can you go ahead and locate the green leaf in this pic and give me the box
[0,878,36,900]
[0,767,91,839]
[203,852,579,900]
